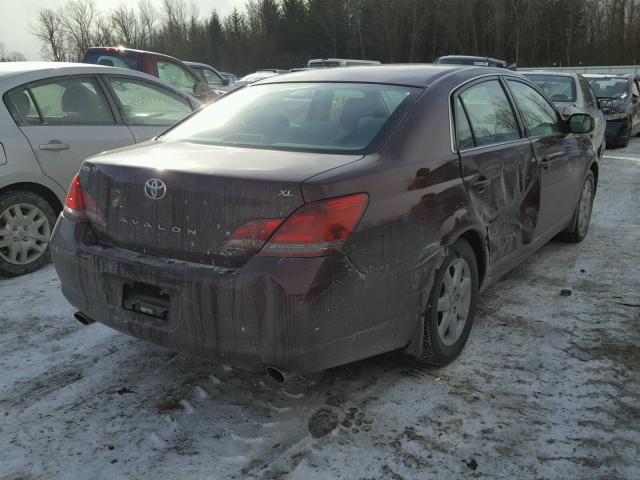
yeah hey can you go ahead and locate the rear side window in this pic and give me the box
[507,80,563,137]
[455,98,474,150]
[458,80,520,147]
[106,77,192,126]
[6,77,114,126]
[84,52,140,70]
[162,82,420,154]
[4,90,40,125]
[156,60,197,96]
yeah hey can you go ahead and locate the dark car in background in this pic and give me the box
[51,66,598,379]
[523,71,606,157]
[83,47,219,102]
[584,73,640,147]
[435,55,508,68]
[184,61,233,91]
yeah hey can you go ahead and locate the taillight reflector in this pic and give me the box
[223,219,284,255]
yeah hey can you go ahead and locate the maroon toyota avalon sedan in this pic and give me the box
[51,65,598,380]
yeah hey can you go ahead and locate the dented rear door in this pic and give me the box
[454,78,540,264]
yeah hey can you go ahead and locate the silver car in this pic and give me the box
[0,62,200,276]
[523,71,606,157]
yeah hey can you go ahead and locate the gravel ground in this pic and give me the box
[1,143,639,480]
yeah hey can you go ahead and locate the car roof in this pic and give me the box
[438,55,505,63]
[521,70,577,78]
[184,61,210,68]
[254,64,487,87]
[582,73,634,79]
[0,62,198,102]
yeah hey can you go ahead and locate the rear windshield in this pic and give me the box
[84,51,140,71]
[586,77,629,98]
[525,74,576,102]
[162,82,420,154]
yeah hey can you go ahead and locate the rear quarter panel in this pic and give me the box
[301,79,485,351]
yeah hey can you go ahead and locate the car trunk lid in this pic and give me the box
[80,140,362,267]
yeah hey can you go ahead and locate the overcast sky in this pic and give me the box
[1,0,246,60]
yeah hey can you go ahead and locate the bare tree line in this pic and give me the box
[0,42,26,62]
[27,0,640,75]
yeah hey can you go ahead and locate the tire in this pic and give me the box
[618,122,632,148]
[559,171,595,244]
[598,139,606,158]
[0,191,57,277]
[419,239,479,366]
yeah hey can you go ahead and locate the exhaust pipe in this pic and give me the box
[74,311,95,326]
[265,366,287,383]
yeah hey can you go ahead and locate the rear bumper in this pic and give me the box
[50,218,417,374]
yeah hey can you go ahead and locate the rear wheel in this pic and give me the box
[559,171,595,243]
[419,239,478,366]
[0,191,56,277]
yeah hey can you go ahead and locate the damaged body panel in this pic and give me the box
[51,66,598,374]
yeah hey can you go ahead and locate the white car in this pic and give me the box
[0,62,201,276]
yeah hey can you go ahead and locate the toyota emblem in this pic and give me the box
[144,178,167,200]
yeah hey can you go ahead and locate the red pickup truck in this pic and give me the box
[83,47,220,101]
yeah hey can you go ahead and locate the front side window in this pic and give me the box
[458,79,520,147]
[507,80,563,137]
[578,77,597,108]
[7,77,114,126]
[162,82,419,153]
[106,77,192,126]
[525,74,577,103]
[156,60,197,96]
[198,67,223,87]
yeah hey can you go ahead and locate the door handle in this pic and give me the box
[39,141,69,151]
[473,177,491,193]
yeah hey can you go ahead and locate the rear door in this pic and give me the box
[102,75,195,142]
[455,78,539,263]
[5,76,135,190]
[505,78,586,237]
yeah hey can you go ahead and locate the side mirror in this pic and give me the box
[193,82,210,97]
[569,113,595,134]
[221,78,229,86]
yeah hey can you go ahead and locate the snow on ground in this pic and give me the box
[1,143,639,480]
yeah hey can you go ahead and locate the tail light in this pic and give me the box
[63,174,87,221]
[223,194,368,258]
[260,193,368,257]
[63,173,104,224]
[222,219,283,255]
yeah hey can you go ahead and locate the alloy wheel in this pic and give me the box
[436,257,472,346]
[0,203,52,266]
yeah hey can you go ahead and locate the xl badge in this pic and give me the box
[144,178,167,200]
